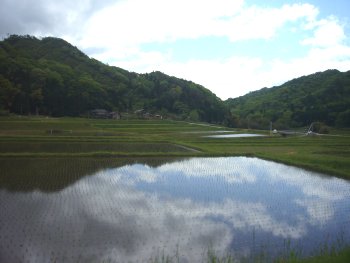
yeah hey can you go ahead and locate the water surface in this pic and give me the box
[0,157,349,262]
[205,133,266,138]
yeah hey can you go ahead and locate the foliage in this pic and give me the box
[312,122,330,134]
[226,70,350,128]
[0,35,227,123]
[1,35,349,128]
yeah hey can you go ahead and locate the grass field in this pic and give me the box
[0,116,349,179]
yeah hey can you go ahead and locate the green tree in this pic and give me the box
[29,68,46,115]
[336,110,350,127]
[189,110,199,121]
[0,75,20,110]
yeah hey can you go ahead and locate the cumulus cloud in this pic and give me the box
[0,0,116,37]
[81,0,244,46]
[301,17,346,47]
[222,3,318,42]
[80,1,318,49]
[74,1,349,99]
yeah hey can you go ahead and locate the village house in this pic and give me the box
[89,109,120,119]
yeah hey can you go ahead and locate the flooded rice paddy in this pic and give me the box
[0,157,349,262]
[205,133,266,138]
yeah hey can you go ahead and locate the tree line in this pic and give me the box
[1,35,349,128]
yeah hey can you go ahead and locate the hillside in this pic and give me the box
[225,70,350,129]
[0,35,227,123]
[1,35,349,128]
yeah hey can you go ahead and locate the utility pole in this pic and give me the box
[270,121,272,136]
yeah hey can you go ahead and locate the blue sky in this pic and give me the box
[1,0,350,99]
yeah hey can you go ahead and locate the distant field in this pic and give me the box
[0,142,193,154]
[0,116,349,178]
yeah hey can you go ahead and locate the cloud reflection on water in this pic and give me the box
[0,157,349,262]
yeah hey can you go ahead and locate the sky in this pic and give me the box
[1,0,350,100]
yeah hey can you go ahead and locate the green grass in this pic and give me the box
[148,246,350,263]
[0,141,193,153]
[0,116,349,179]
[291,247,350,263]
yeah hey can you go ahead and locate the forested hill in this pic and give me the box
[0,35,227,123]
[1,35,349,128]
[225,70,350,129]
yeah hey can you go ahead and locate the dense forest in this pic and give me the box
[0,35,227,123]
[0,35,349,128]
[225,70,350,129]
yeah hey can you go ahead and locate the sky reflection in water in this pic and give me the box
[0,157,349,262]
[204,133,266,138]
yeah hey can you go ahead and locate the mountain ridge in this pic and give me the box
[0,35,349,127]
[225,69,350,128]
[0,35,227,123]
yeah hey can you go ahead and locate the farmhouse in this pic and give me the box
[89,109,120,119]
[109,111,121,119]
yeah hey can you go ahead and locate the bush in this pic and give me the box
[313,122,330,134]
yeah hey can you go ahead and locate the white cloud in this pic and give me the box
[223,3,319,42]
[167,57,266,98]
[78,0,247,65]
[81,0,245,47]
[301,17,346,47]
[80,1,318,49]
[0,0,121,38]
[74,1,350,99]
[93,39,350,99]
